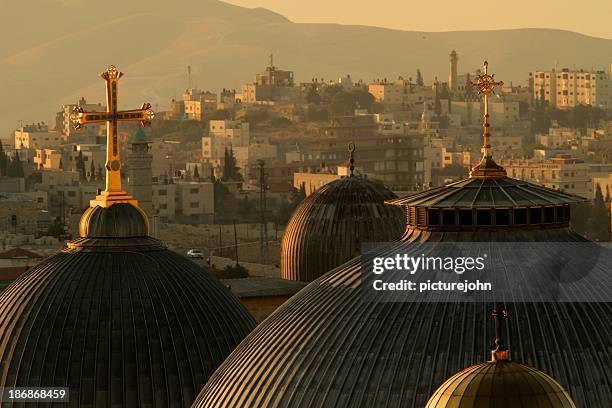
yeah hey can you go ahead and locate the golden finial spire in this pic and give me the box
[71,65,155,208]
[468,61,507,179]
[348,142,356,177]
[489,304,509,362]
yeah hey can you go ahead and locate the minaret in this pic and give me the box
[449,50,458,92]
[128,127,153,218]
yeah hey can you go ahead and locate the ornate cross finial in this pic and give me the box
[469,61,504,158]
[489,303,509,362]
[470,61,503,97]
[348,142,356,177]
[71,65,155,208]
[468,61,507,179]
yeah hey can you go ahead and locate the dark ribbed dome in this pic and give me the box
[280,176,404,282]
[0,215,256,407]
[80,203,150,237]
[194,178,611,408]
[195,246,611,407]
[425,360,576,408]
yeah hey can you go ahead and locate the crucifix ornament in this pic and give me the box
[71,65,154,207]
[469,61,503,158]
[467,61,508,179]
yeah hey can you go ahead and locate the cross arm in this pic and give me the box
[71,103,155,129]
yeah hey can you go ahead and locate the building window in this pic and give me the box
[529,207,542,224]
[158,190,167,196]
[476,209,491,225]
[190,202,199,208]
[495,209,510,225]
[514,208,527,224]
[190,188,199,194]
[459,210,472,226]
[442,209,455,226]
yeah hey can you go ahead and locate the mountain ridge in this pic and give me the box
[1,0,610,138]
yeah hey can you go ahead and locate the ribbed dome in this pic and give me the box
[194,246,611,407]
[425,360,576,408]
[79,202,149,237]
[194,178,611,407]
[0,235,256,407]
[280,176,404,282]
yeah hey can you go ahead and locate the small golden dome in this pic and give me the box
[425,360,576,408]
[426,304,576,408]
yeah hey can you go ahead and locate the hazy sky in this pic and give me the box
[225,0,612,40]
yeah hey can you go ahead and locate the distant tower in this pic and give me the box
[449,50,458,92]
[128,127,153,218]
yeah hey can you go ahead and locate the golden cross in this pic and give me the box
[469,61,504,158]
[71,65,154,208]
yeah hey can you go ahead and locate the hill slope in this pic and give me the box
[1,0,610,137]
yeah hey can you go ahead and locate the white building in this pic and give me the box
[176,181,214,222]
[59,97,105,139]
[532,68,611,110]
[535,126,581,148]
[202,120,250,172]
[233,143,278,178]
[183,89,218,121]
[15,124,62,150]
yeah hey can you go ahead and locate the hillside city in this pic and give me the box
[1,51,611,285]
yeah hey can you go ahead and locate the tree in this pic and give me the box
[222,147,243,182]
[90,159,95,181]
[329,90,374,118]
[0,139,7,176]
[307,106,329,122]
[210,109,232,120]
[271,117,292,127]
[591,184,610,241]
[7,153,24,178]
[46,217,65,239]
[77,151,86,180]
[416,69,424,86]
[306,84,321,105]
[321,84,343,104]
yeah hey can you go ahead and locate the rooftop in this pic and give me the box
[221,277,308,298]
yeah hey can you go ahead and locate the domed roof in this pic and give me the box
[132,127,147,142]
[0,65,257,407]
[0,234,256,406]
[426,305,576,408]
[79,202,149,237]
[280,175,405,282]
[387,176,583,209]
[425,360,576,408]
[194,246,611,407]
[193,62,611,408]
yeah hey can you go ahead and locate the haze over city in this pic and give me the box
[1,0,610,137]
[225,0,612,40]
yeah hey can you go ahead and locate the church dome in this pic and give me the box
[0,65,257,407]
[425,361,576,408]
[193,62,611,408]
[426,305,576,408]
[79,202,149,237]
[0,230,256,406]
[280,175,404,282]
